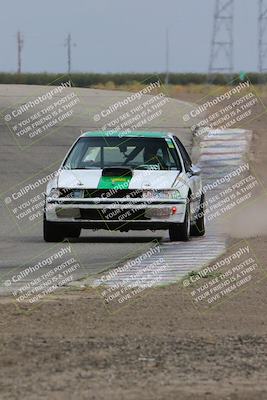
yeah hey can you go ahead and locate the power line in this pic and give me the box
[208,0,234,82]
[165,28,170,85]
[65,33,76,74]
[258,0,267,75]
[17,31,24,74]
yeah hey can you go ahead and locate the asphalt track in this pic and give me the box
[0,84,196,294]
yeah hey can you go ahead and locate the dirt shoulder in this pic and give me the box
[0,91,267,400]
[1,279,267,400]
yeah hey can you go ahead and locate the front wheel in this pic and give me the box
[43,215,64,242]
[169,201,191,242]
[190,193,205,237]
[65,227,81,239]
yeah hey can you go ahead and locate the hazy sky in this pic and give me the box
[0,0,257,73]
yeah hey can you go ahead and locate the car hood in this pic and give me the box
[56,169,181,190]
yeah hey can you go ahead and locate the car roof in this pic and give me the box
[80,131,173,139]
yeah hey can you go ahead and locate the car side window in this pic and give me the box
[173,137,192,172]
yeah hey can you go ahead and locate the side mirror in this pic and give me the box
[190,164,201,176]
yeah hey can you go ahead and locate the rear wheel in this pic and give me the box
[169,200,191,242]
[190,193,205,237]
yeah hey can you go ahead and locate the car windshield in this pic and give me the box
[63,136,181,171]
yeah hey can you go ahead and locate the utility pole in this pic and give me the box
[165,28,170,85]
[65,33,76,74]
[258,0,267,79]
[17,31,24,74]
[208,0,234,83]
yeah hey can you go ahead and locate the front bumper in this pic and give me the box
[45,197,187,229]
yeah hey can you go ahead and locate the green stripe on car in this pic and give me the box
[97,176,131,189]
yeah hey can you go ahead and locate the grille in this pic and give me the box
[83,189,143,199]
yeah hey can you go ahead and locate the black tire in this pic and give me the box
[169,200,191,242]
[190,193,205,237]
[65,227,81,239]
[43,215,64,242]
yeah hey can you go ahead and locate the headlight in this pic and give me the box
[142,190,181,199]
[49,188,61,198]
[72,189,84,198]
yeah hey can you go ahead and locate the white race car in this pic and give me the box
[44,131,205,242]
